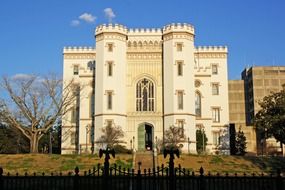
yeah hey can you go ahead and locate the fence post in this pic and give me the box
[137,162,142,190]
[164,148,179,190]
[99,148,115,189]
[276,169,283,190]
[199,167,205,190]
[0,167,3,190]
[74,167,79,190]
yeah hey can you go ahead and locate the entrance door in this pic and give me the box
[137,123,153,151]
[138,124,145,151]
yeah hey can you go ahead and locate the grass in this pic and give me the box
[0,154,284,175]
[157,154,285,174]
[0,154,132,175]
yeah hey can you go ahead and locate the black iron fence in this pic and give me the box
[0,149,284,190]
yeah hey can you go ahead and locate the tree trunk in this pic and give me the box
[30,133,39,153]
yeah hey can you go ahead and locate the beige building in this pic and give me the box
[229,66,285,155]
[61,23,230,154]
[228,80,256,154]
[242,66,285,154]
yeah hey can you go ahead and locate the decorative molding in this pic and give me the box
[95,113,127,117]
[194,74,211,77]
[127,53,162,60]
[96,33,126,42]
[64,54,96,60]
[79,75,93,78]
[163,32,194,41]
[80,118,92,121]
[194,53,227,59]
[196,118,212,120]
[164,113,196,117]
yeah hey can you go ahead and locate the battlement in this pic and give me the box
[63,46,96,53]
[128,28,162,36]
[162,23,195,35]
[95,24,128,35]
[195,46,228,53]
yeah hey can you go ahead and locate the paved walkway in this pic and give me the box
[134,151,154,171]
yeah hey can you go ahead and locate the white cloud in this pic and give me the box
[70,20,80,27]
[79,13,96,23]
[12,74,33,80]
[104,8,115,23]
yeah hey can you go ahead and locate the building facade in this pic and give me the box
[228,80,256,154]
[61,23,230,154]
[241,66,285,154]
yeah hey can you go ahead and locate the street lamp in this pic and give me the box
[188,137,190,154]
[86,125,90,153]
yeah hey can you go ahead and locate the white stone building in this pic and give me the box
[61,23,230,154]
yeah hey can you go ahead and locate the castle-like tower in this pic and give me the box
[61,23,229,154]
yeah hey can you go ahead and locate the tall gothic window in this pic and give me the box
[136,78,154,111]
[195,92,202,117]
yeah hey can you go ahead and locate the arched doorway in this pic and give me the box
[138,123,153,151]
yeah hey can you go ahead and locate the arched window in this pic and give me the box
[136,78,154,111]
[195,92,201,117]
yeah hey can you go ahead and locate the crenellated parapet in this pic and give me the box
[195,46,228,53]
[128,28,162,36]
[63,46,96,53]
[95,24,127,36]
[63,47,96,59]
[162,23,195,35]
[194,46,227,59]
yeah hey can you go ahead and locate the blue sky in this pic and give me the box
[0,0,284,79]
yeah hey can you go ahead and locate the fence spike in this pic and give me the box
[84,171,87,176]
[277,169,281,177]
[217,172,220,176]
[25,172,28,176]
[235,173,237,177]
[208,171,211,176]
[42,172,45,176]
[7,172,10,176]
[199,167,204,176]
[192,171,195,176]
[60,172,62,176]
[34,172,36,176]
[16,172,19,176]
[89,169,91,175]
[0,168,3,176]
[75,167,79,176]
[226,172,228,177]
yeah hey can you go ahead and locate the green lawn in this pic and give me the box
[0,154,284,176]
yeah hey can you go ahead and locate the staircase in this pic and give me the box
[134,151,154,171]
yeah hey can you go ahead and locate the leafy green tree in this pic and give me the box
[196,129,208,154]
[235,129,247,155]
[254,90,285,145]
[0,123,29,153]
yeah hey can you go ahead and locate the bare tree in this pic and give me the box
[163,125,186,150]
[0,74,77,153]
[96,124,125,148]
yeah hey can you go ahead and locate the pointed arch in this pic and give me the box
[136,78,155,111]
